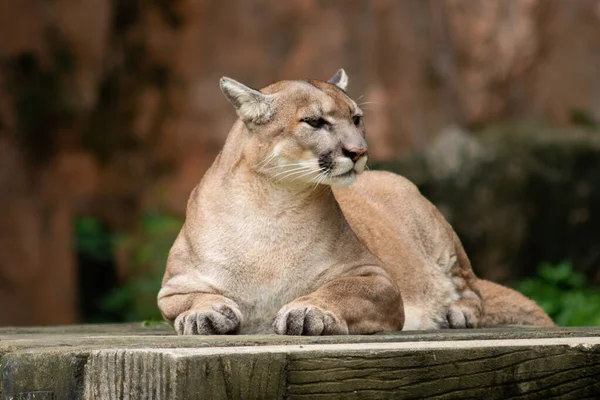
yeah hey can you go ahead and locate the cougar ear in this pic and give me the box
[220,77,274,124]
[328,69,349,91]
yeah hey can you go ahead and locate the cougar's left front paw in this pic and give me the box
[273,302,349,335]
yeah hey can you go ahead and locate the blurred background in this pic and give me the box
[1,0,600,327]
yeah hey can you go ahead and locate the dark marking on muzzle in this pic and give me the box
[318,152,334,172]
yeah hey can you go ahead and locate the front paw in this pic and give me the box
[273,302,348,335]
[443,300,480,329]
[174,303,242,335]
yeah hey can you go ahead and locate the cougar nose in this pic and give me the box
[342,147,368,163]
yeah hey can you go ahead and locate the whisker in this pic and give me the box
[274,166,317,181]
[318,182,329,195]
[264,163,305,171]
[271,171,310,183]
[310,170,329,193]
[319,171,331,191]
[276,171,315,183]
[309,174,321,193]
[358,101,382,106]
[355,94,364,101]
[253,153,276,170]
[271,165,314,179]
[288,169,320,183]
[263,160,317,171]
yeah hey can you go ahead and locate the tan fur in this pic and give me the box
[334,173,555,329]
[477,280,555,327]
[333,171,482,330]
[158,70,552,335]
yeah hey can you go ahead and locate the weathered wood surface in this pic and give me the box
[1,326,600,399]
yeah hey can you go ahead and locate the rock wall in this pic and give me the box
[1,0,599,324]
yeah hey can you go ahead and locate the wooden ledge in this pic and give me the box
[1,326,599,399]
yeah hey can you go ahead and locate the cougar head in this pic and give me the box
[220,69,367,188]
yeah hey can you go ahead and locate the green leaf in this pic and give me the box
[515,261,600,326]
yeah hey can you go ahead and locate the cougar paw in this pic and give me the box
[445,303,478,329]
[273,303,348,335]
[174,303,241,335]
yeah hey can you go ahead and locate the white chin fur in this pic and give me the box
[330,157,354,176]
[326,155,367,187]
[354,155,368,173]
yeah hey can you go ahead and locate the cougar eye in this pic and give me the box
[352,115,362,126]
[301,117,327,129]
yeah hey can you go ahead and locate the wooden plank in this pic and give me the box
[83,349,288,400]
[80,337,600,400]
[287,340,600,399]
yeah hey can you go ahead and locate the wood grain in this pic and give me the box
[81,338,600,400]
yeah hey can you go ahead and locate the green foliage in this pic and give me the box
[100,213,182,322]
[516,261,600,326]
[76,217,114,263]
[141,319,169,328]
[569,108,599,131]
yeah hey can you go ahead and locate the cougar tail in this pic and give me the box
[477,279,555,327]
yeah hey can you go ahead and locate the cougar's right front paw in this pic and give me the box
[174,303,242,335]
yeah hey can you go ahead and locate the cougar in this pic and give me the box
[157,70,554,335]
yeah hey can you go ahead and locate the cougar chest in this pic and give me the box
[198,207,333,332]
